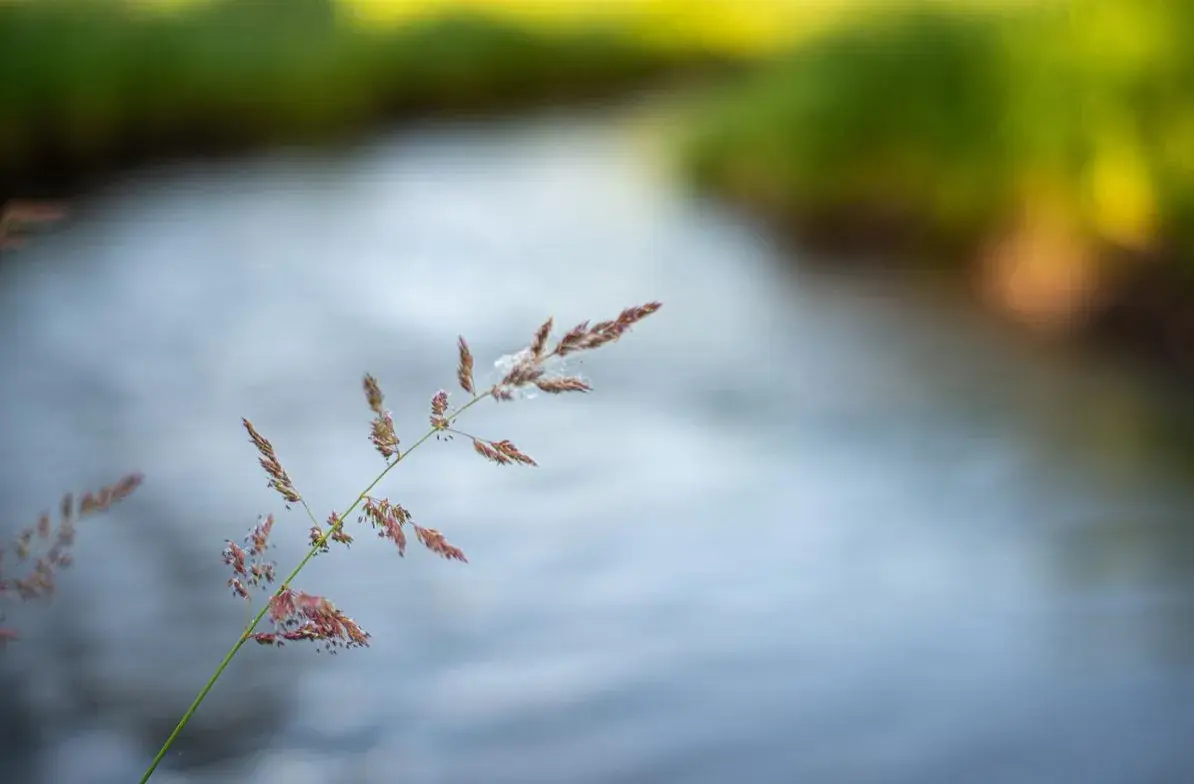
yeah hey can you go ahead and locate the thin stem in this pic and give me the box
[139,391,490,782]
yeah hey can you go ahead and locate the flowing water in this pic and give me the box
[3,105,1194,783]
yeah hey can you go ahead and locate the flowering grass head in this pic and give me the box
[214,302,661,652]
[0,474,143,647]
[103,300,660,782]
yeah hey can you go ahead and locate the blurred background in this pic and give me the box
[4,1,1194,781]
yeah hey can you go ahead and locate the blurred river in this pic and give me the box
[3,104,1194,783]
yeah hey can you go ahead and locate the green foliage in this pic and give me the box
[678,2,1194,269]
[0,0,680,187]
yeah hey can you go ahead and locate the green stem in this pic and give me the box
[139,391,489,782]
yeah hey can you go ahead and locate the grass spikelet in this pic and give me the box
[491,439,536,466]
[361,496,410,556]
[363,375,400,460]
[552,301,662,356]
[489,302,662,400]
[500,358,545,388]
[472,437,507,464]
[531,316,554,358]
[534,376,591,394]
[223,514,278,599]
[242,419,301,504]
[553,320,591,356]
[253,589,370,651]
[430,390,449,430]
[309,525,329,554]
[471,437,536,466]
[327,512,354,547]
[370,412,400,461]
[363,374,385,415]
[457,336,475,394]
[413,525,468,563]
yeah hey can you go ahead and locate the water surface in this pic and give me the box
[3,105,1194,783]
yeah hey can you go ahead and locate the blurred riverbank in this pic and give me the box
[0,0,757,200]
[676,2,1194,377]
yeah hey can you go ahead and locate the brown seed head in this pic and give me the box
[242,419,301,504]
[500,359,545,389]
[531,317,554,358]
[223,541,247,576]
[223,515,279,597]
[370,412,400,461]
[492,439,537,466]
[247,514,274,557]
[550,302,661,357]
[553,321,591,357]
[361,496,409,556]
[457,336,475,394]
[430,390,449,430]
[327,511,353,547]
[472,437,536,467]
[309,524,329,553]
[412,525,468,563]
[363,374,385,416]
[534,376,591,394]
[257,589,370,651]
[78,474,143,518]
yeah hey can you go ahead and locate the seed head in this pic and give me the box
[430,390,449,430]
[253,589,370,652]
[457,337,475,394]
[242,419,301,504]
[472,437,536,467]
[413,525,468,563]
[363,374,385,416]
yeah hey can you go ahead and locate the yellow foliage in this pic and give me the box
[337,0,844,54]
[1085,135,1157,250]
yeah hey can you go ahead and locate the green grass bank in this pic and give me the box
[0,0,714,198]
[678,2,1194,349]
